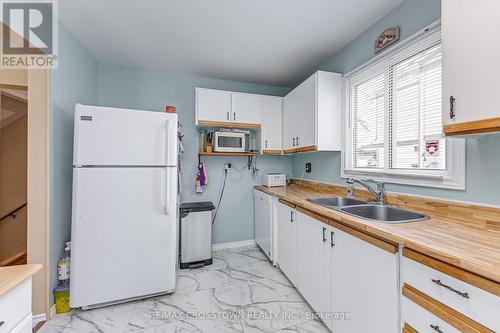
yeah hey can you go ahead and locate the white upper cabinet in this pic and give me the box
[231,93,263,125]
[261,97,283,153]
[196,88,277,128]
[196,88,232,124]
[442,0,500,135]
[283,71,342,153]
[296,74,316,149]
[283,89,298,150]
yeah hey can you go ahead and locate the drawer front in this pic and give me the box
[402,296,461,333]
[0,278,31,333]
[402,257,499,331]
[10,314,32,333]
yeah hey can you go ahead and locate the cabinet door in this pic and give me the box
[330,228,398,333]
[442,0,500,125]
[283,89,297,150]
[296,74,317,148]
[276,202,297,286]
[196,88,231,124]
[254,190,272,259]
[231,93,263,125]
[297,211,332,329]
[261,97,282,152]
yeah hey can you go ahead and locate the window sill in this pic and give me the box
[341,169,465,190]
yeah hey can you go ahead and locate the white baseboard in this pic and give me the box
[49,304,56,319]
[212,239,256,251]
[32,313,47,327]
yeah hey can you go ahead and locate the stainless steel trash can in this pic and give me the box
[179,202,215,269]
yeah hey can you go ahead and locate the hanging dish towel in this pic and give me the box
[198,162,208,186]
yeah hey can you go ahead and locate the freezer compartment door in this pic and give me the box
[70,167,178,308]
[73,104,178,166]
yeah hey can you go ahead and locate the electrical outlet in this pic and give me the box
[305,162,312,173]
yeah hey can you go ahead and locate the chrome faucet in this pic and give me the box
[346,178,386,204]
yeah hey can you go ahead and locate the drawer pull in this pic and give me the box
[430,324,444,333]
[431,279,470,299]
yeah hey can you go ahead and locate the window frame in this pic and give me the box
[342,21,465,190]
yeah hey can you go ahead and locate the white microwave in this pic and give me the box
[213,131,246,152]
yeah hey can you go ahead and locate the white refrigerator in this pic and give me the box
[70,104,178,309]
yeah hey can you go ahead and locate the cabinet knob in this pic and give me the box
[322,227,327,242]
[290,211,294,222]
[292,138,295,147]
[233,112,236,121]
[330,231,335,247]
[296,136,299,146]
[0,321,4,327]
[449,95,456,119]
[226,112,230,121]
[265,140,268,148]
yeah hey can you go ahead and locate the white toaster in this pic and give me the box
[263,173,286,187]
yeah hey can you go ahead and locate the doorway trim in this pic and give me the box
[1,24,51,316]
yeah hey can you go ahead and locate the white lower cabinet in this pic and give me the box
[402,296,461,333]
[402,249,499,331]
[296,210,332,330]
[0,278,32,333]
[276,203,399,333]
[10,314,32,333]
[330,227,399,333]
[276,201,297,287]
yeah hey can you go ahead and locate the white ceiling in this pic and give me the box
[59,0,402,86]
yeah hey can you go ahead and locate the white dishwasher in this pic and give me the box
[254,189,272,259]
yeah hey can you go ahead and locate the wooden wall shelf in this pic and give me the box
[198,152,257,156]
[198,151,258,170]
[197,120,260,129]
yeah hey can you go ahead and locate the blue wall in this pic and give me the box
[292,0,500,207]
[97,64,292,244]
[50,24,99,302]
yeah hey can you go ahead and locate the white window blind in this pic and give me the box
[390,44,445,170]
[352,73,385,169]
[343,23,465,190]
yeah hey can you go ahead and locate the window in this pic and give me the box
[343,24,465,189]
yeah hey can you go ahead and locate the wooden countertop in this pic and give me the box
[255,181,500,284]
[0,264,42,297]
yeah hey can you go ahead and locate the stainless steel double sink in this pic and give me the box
[307,197,429,224]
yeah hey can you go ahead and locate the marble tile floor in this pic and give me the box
[39,246,330,333]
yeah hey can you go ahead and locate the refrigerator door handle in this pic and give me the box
[165,168,171,215]
[166,119,175,166]
[165,167,171,215]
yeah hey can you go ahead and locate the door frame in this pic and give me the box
[1,23,51,316]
